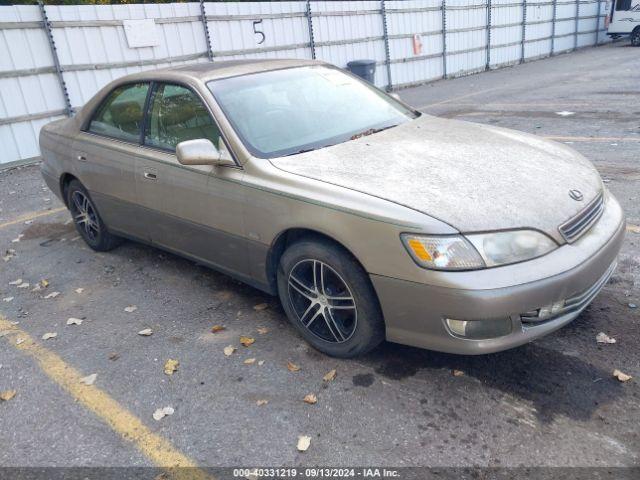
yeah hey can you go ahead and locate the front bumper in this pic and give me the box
[371,193,626,354]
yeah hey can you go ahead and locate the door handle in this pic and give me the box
[143,171,157,180]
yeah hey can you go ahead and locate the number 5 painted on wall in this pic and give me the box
[253,19,265,45]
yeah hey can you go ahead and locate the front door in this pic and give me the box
[135,82,250,279]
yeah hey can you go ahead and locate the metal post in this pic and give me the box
[574,0,580,50]
[38,0,72,116]
[595,0,603,45]
[551,0,558,55]
[306,0,316,60]
[380,0,393,91]
[199,0,213,61]
[442,0,447,79]
[486,0,492,70]
[521,0,527,63]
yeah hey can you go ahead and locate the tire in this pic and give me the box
[277,237,385,358]
[66,179,122,252]
[631,28,640,47]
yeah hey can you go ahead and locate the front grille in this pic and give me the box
[558,192,604,243]
[521,262,616,325]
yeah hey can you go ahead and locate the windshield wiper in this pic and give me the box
[350,124,397,140]
[283,144,336,157]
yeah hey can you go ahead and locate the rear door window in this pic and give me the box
[144,83,222,151]
[88,83,150,143]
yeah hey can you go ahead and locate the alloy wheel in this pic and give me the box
[71,191,100,242]
[287,259,358,343]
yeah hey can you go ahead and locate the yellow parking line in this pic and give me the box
[628,225,640,234]
[543,136,640,143]
[0,207,67,229]
[0,315,213,480]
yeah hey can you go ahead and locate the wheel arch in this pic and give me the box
[59,172,79,207]
[265,228,369,295]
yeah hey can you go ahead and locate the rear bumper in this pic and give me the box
[41,167,64,204]
[371,195,626,355]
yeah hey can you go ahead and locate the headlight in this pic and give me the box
[401,234,485,270]
[465,230,557,267]
[401,230,557,271]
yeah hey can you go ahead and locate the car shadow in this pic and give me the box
[360,339,623,424]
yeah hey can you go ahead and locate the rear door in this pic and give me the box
[74,81,152,241]
[134,82,250,279]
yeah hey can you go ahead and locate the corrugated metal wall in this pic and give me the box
[0,0,611,165]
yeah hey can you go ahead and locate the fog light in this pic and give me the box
[538,300,566,320]
[445,318,512,339]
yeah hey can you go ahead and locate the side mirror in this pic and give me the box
[176,138,234,167]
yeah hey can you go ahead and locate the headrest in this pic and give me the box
[110,102,142,126]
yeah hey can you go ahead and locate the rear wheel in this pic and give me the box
[631,27,640,47]
[66,180,122,251]
[277,238,385,358]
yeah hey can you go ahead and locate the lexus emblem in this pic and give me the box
[569,189,584,201]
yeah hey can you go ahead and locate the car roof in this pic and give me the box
[120,58,324,84]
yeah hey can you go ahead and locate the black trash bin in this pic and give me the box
[346,59,376,84]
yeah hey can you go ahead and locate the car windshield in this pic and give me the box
[207,66,418,158]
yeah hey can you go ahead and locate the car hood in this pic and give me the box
[269,115,603,243]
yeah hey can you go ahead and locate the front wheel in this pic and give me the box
[66,180,122,251]
[631,28,640,47]
[277,238,385,358]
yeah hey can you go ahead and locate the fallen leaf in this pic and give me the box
[240,336,255,347]
[138,328,153,336]
[211,325,225,333]
[297,435,311,452]
[0,390,16,402]
[75,288,84,294]
[44,291,60,299]
[596,332,616,344]
[40,279,49,288]
[256,399,268,406]
[257,327,268,335]
[303,393,318,405]
[258,360,265,366]
[287,361,300,372]
[152,406,175,421]
[3,249,16,262]
[2,297,13,303]
[8,279,22,285]
[323,369,337,382]
[79,373,97,386]
[124,305,137,313]
[66,318,83,326]
[613,369,632,382]
[164,359,179,375]
[108,353,120,361]
[42,332,57,340]
[452,369,465,377]
[244,358,256,365]
[253,303,269,311]
[17,282,30,289]
[223,345,236,356]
